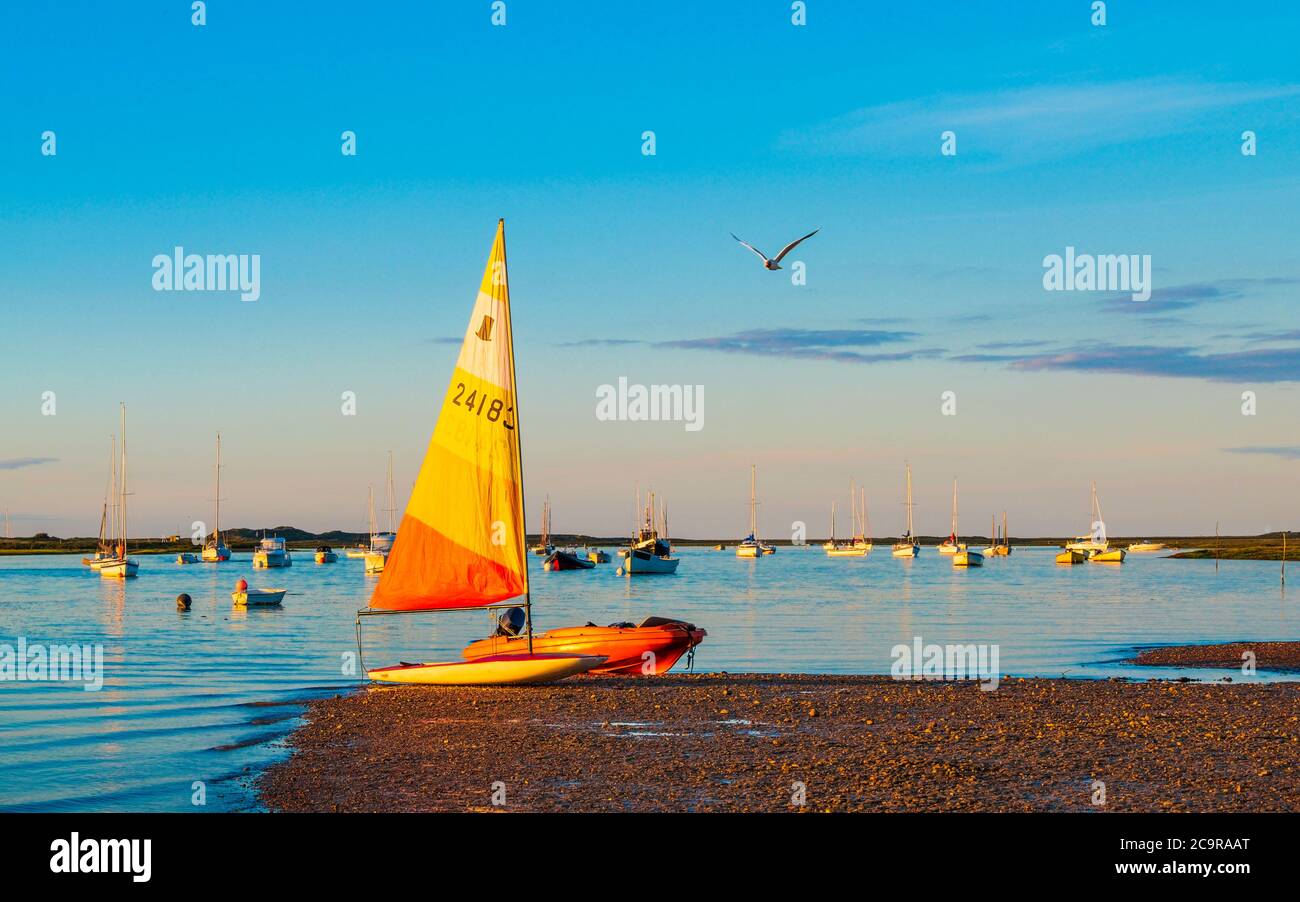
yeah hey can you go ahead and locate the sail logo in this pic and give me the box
[151,247,261,302]
[890,636,1000,691]
[49,833,151,882]
[476,315,495,341]
[595,377,704,432]
[0,637,103,691]
[1042,246,1151,301]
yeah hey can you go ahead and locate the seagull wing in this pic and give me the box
[772,228,819,263]
[731,233,771,263]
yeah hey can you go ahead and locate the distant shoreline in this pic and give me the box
[0,532,1294,560]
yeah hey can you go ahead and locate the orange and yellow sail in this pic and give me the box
[369,221,529,610]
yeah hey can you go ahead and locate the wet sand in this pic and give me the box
[1131,641,1300,672]
[259,674,1300,812]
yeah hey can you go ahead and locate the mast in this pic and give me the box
[951,477,958,538]
[119,403,128,558]
[830,501,836,544]
[213,433,222,546]
[750,465,757,537]
[1003,510,1008,550]
[992,512,996,548]
[495,220,534,651]
[904,462,914,539]
[367,485,376,544]
[385,451,396,534]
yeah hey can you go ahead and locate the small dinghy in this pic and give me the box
[544,549,595,571]
[586,549,610,563]
[1055,549,1086,564]
[314,546,338,563]
[232,579,286,606]
[176,552,200,564]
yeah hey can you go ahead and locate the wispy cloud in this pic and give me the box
[1224,446,1300,460]
[783,78,1300,164]
[0,457,58,470]
[1004,343,1300,382]
[559,328,935,364]
[1099,277,1298,314]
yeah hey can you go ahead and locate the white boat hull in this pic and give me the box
[937,543,959,555]
[364,551,388,573]
[98,559,139,579]
[953,549,984,567]
[891,543,919,558]
[233,588,287,606]
[622,551,680,575]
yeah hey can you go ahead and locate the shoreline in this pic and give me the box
[259,673,1300,812]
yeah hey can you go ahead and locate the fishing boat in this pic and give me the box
[252,535,291,569]
[84,435,117,569]
[358,221,606,685]
[314,546,338,563]
[1127,541,1165,553]
[99,404,139,579]
[938,478,960,555]
[619,490,680,575]
[543,549,594,570]
[176,552,200,564]
[1055,549,1086,564]
[736,464,766,558]
[365,454,399,573]
[464,611,706,675]
[530,496,554,556]
[891,462,921,557]
[200,433,231,562]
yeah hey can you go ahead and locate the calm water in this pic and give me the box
[1,546,1296,812]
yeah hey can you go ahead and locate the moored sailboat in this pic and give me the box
[84,435,117,569]
[938,478,960,555]
[201,433,232,562]
[358,221,608,685]
[99,404,139,579]
[891,462,920,557]
[736,464,766,558]
[364,453,398,573]
[620,490,680,574]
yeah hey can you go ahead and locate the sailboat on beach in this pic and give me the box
[358,221,612,684]
[891,462,920,557]
[99,404,139,579]
[201,433,231,562]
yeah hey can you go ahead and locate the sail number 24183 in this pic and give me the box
[451,382,515,429]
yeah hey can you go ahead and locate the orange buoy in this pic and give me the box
[235,578,248,592]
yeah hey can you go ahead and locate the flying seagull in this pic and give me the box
[730,228,819,270]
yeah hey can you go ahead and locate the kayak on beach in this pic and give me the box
[463,609,706,675]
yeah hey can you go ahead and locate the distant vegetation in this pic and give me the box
[1,529,1293,558]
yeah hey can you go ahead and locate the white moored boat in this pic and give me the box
[620,490,680,575]
[891,462,921,558]
[252,536,291,569]
[233,586,287,607]
[99,405,139,580]
[201,433,231,562]
[938,478,960,555]
[365,456,399,574]
[736,465,769,558]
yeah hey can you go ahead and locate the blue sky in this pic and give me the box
[1,0,1298,539]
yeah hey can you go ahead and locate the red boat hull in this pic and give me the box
[462,618,706,675]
